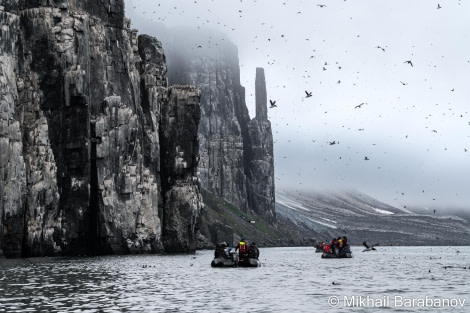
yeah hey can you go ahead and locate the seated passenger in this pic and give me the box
[248,242,260,259]
[215,242,229,258]
[236,239,248,261]
[339,236,351,255]
[214,243,224,258]
[224,243,232,258]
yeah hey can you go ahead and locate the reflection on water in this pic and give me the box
[1,246,469,312]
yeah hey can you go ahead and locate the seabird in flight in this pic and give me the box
[404,60,413,67]
[362,241,379,252]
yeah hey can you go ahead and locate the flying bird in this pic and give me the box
[437,3,441,9]
[400,81,408,85]
[355,103,365,109]
[376,45,385,52]
[362,241,379,252]
[269,100,277,108]
[364,156,370,161]
[305,91,313,98]
[404,60,413,67]
[317,4,327,8]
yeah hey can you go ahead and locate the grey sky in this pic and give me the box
[125,0,470,210]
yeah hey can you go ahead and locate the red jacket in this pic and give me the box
[236,241,247,254]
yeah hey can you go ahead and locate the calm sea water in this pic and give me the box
[1,246,469,312]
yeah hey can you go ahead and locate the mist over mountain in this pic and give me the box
[125,0,470,212]
[276,188,470,246]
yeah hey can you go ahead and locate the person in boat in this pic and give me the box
[336,238,343,254]
[329,237,340,255]
[339,236,351,256]
[235,239,249,261]
[247,242,259,259]
[224,242,233,258]
[323,236,349,255]
[214,242,224,258]
[215,241,230,259]
[315,242,325,251]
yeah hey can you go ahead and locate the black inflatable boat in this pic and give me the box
[211,243,261,267]
[321,246,353,258]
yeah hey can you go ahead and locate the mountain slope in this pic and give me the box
[276,189,470,246]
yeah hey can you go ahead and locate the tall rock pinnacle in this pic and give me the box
[255,68,268,120]
[163,29,276,226]
[246,68,276,223]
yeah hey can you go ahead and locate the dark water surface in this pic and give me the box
[1,246,469,312]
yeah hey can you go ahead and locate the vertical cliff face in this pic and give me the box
[166,34,251,213]
[0,1,202,257]
[245,68,276,223]
[160,86,202,253]
[0,1,25,257]
[164,29,275,224]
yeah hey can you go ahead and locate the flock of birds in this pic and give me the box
[125,0,469,209]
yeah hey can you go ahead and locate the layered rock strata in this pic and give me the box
[0,1,201,257]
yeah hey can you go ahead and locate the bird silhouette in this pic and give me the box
[355,103,365,109]
[376,45,385,52]
[362,241,379,252]
[269,100,277,108]
[305,91,312,98]
[317,4,327,8]
[364,156,370,161]
[404,60,413,67]
[400,81,408,85]
[437,3,442,9]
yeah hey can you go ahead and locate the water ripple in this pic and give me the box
[1,247,469,312]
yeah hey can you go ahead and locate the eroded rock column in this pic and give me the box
[246,68,276,223]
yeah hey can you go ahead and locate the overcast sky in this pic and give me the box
[124,0,470,210]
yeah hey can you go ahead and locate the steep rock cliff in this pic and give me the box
[170,40,250,213]
[0,1,25,258]
[160,86,202,253]
[245,68,275,223]
[0,1,201,257]
[163,29,276,225]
